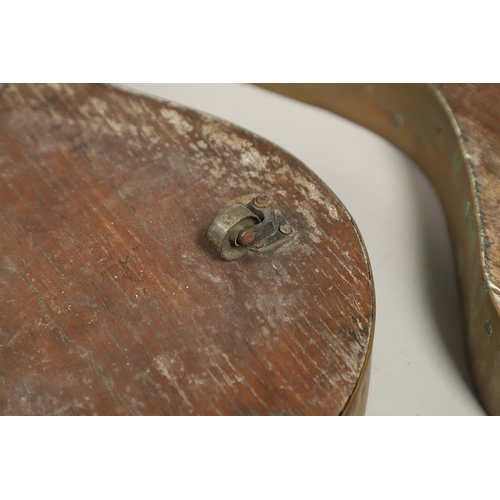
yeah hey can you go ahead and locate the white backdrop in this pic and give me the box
[121,83,485,415]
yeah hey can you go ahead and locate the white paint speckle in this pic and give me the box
[160,108,194,136]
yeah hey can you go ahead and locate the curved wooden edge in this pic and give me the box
[255,83,500,415]
[341,351,372,415]
[340,205,376,415]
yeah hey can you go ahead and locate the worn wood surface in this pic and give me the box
[437,85,500,298]
[0,84,374,415]
[257,83,500,414]
[436,84,500,413]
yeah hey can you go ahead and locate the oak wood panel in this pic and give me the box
[0,84,374,415]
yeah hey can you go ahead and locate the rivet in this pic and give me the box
[279,224,292,235]
[254,194,270,209]
[253,240,264,249]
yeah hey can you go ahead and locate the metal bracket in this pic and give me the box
[208,194,295,261]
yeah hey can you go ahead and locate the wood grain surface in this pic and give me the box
[0,84,374,415]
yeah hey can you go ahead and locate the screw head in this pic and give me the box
[254,194,270,209]
[279,224,292,235]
